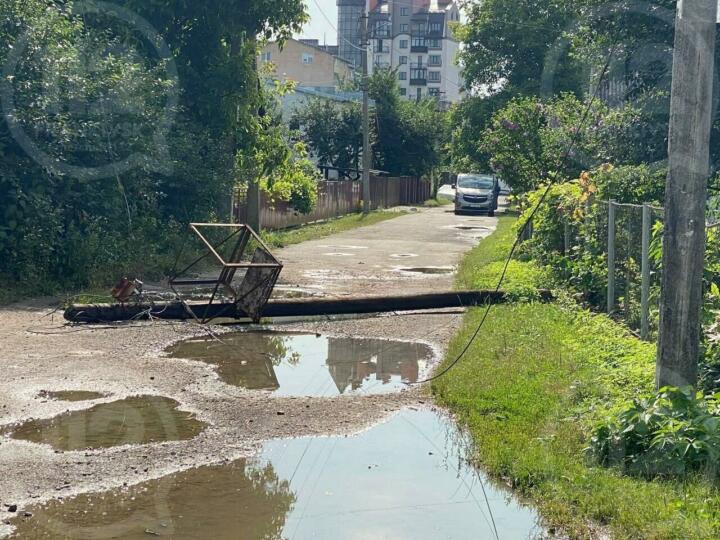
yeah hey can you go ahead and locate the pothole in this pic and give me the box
[389,253,419,259]
[9,410,541,539]
[4,396,206,451]
[397,266,455,275]
[454,225,491,231]
[167,332,432,396]
[37,390,107,402]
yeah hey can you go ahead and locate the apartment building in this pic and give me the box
[337,0,366,69]
[259,38,353,90]
[367,0,463,106]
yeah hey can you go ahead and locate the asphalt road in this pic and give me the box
[276,205,499,297]
[0,204,500,537]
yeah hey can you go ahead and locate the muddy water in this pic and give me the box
[37,391,107,402]
[168,332,432,396]
[5,396,206,451]
[10,409,541,539]
[398,266,455,275]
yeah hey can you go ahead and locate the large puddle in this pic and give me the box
[167,332,432,396]
[10,409,541,539]
[4,396,206,451]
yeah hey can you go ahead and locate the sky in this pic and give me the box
[298,0,339,46]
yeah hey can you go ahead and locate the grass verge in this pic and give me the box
[433,216,720,539]
[260,210,405,248]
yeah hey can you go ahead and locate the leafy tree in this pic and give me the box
[447,92,512,173]
[290,99,362,176]
[0,0,308,291]
[369,69,447,177]
[456,0,587,97]
[480,94,668,192]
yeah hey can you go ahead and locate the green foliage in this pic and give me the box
[592,163,666,203]
[369,69,448,177]
[457,0,586,96]
[0,0,308,293]
[247,86,320,214]
[435,216,720,538]
[515,165,666,311]
[290,99,362,174]
[589,386,720,480]
[456,214,549,297]
[261,143,320,215]
[479,94,668,193]
[447,93,511,173]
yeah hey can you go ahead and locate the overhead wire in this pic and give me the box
[410,42,619,385]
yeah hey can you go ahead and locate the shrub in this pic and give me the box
[588,386,720,479]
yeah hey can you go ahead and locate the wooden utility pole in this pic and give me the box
[657,0,718,388]
[361,9,371,214]
[247,52,262,233]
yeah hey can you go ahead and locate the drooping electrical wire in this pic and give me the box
[411,43,619,385]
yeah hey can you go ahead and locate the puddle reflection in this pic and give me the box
[168,333,432,397]
[11,410,542,539]
[5,396,206,451]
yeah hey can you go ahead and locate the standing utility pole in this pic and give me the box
[361,9,371,215]
[657,0,718,388]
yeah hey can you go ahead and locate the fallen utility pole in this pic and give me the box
[63,290,553,324]
[657,0,718,388]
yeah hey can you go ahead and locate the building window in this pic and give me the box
[400,7,410,16]
[427,38,441,49]
[399,55,408,65]
[429,22,442,33]
[302,53,314,64]
[429,55,441,65]
[260,51,272,62]
[429,71,441,82]
[399,39,408,49]
[429,88,440,97]
[400,87,407,96]
[399,71,407,81]
[416,88,422,100]
[400,23,409,32]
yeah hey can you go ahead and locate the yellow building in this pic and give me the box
[259,38,354,90]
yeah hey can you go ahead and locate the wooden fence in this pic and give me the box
[235,176,431,231]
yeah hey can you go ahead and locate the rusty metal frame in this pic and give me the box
[169,223,283,323]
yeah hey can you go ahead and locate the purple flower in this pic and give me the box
[501,119,519,131]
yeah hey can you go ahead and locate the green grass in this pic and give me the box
[455,213,550,296]
[421,197,453,207]
[433,216,720,539]
[260,210,405,248]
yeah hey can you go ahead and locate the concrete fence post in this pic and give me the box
[607,200,616,314]
[641,204,651,340]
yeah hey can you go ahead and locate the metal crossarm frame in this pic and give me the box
[169,223,283,323]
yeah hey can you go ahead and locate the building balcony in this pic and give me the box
[410,38,427,53]
[410,68,427,85]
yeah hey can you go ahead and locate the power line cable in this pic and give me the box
[411,43,619,385]
[311,0,366,52]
